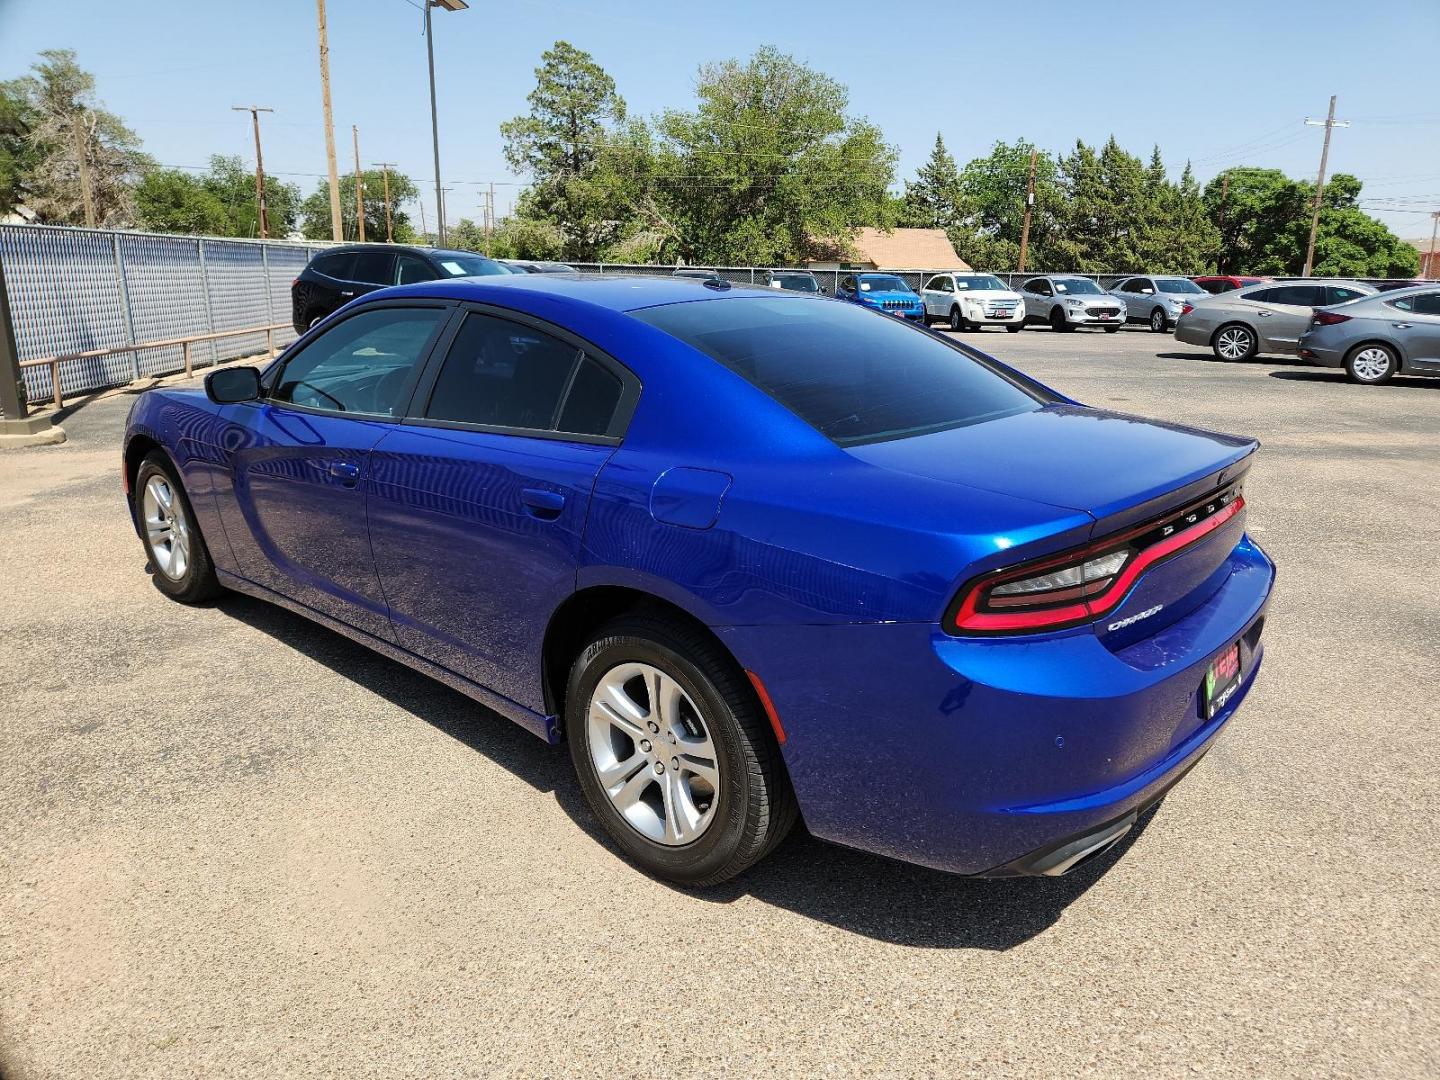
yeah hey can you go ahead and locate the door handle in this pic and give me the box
[328,461,361,487]
[1392,322,1413,330]
[1256,311,1272,317]
[521,487,566,519]
[339,290,355,298]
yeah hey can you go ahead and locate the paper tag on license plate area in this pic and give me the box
[1204,641,1242,718]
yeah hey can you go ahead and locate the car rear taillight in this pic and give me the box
[1312,310,1351,326]
[947,485,1246,636]
[1180,303,1194,316]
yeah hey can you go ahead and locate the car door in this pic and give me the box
[366,307,637,709]
[923,275,950,316]
[1387,290,1440,367]
[1025,278,1053,320]
[1249,284,1325,351]
[300,251,356,326]
[214,302,451,640]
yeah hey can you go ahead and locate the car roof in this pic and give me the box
[377,272,787,313]
[312,244,497,262]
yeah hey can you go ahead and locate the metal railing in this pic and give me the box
[19,322,288,410]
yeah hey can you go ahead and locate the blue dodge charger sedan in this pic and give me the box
[123,274,1274,885]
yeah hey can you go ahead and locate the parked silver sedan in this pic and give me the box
[1174,280,1376,360]
[1017,276,1125,332]
[1297,284,1440,384]
[1110,275,1209,333]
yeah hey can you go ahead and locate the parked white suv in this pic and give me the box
[921,273,1026,332]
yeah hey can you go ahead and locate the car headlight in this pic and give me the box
[1065,298,1085,307]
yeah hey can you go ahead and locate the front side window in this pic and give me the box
[1119,278,1145,293]
[633,297,1046,446]
[924,276,950,292]
[272,306,446,416]
[840,276,856,293]
[395,255,436,285]
[424,313,622,437]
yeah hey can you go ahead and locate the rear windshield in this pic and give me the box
[632,297,1046,446]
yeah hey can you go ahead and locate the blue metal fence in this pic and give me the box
[0,224,332,406]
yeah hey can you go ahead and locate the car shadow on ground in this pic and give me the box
[1268,370,1440,390]
[1154,349,1312,367]
[217,592,1141,951]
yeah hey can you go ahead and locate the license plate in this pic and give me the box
[1203,641,1242,718]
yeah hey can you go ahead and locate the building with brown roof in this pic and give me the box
[1406,235,1438,279]
[808,228,971,272]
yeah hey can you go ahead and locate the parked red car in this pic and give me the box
[1192,275,1270,295]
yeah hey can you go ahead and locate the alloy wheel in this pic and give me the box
[142,474,191,581]
[1150,308,1167,333]
[1215,326,1253,360]
[586,662,720,846]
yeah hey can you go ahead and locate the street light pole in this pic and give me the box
[424,0,468,247]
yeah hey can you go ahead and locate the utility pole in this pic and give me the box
[351,125,365,243]
[1217,173,1230,275]
[1016,149,1037,273]
[71,114,96,228]
[232,105,274,238]
[440,187,453,241]
[316,0,343,241]
[372,162,396,242]
[419,198,427,240]
[425,0,469,247]
[1302,96,1349,277]
[485,182,494,256]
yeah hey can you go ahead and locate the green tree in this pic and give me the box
[901,134,963,230]
[0,82,40,217]
[639,46,897,264]
[134,155,303,238]
[500,41,633,260]
[300,169,419,242]
[1204,168,1416,277]
[950,139,1064,271]
[3,50,148,226]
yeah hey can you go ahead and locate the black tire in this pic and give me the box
[1049,307,1072,333]
[1212,323,1258,361]
[566,614,798,885]
[949,306,965,332]
[1344,343,1399,385]
[133,452,223,604]
[1149,307,1169,333]
[1006,323,1024,333]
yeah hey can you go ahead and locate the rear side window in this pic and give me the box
[1326,285,1366,304]
[633,297,1046,446]
[425,313,623,437]
[312,252,355,280]
[1255,285,1325,307]
[1390,291,1440,315]
[351,251,394,285]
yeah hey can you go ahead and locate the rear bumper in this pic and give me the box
[1174,320,1212,347]
[719,533,1275,876]
[1297,341,1346,367]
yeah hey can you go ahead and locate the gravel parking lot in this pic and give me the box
[2,325,1437,1079]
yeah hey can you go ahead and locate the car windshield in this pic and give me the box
[1158,278,1205,294]
[632,297,1044,446]
[436,255,511,277]
[771,273,820,292]
[859,275,912,293]
[1053,278,1104,295]
[955,275,1008,291]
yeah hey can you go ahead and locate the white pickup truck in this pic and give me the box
[920,273,1026,332]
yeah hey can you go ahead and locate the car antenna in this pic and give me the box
[703,278,731,291]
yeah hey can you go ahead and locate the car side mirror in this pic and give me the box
[1140,288,1154,295]
[820,286,828,294]
[205,366,262,404]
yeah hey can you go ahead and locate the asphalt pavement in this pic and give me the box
[1,325,1436,1078]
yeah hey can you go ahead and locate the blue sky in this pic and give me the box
[2,0,1438,239]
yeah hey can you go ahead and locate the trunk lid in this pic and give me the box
[849,404,1258,642]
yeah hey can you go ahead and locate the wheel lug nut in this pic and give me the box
[647,721,659,734]
[640,739,651,753]
[670,757,678,769]
[653,762,665,775]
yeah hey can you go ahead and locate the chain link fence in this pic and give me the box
[1,223,333,408]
